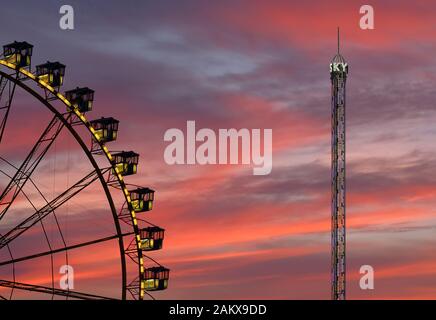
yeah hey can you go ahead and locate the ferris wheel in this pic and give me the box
[0,41,169,300]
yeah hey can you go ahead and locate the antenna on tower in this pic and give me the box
[337,27,340,54]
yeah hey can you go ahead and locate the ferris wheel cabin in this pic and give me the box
[130,187,155,212]
[36,61,66,89]
[112,151,139,176]
[140,227,164,251]
[143,267,170,291]
[90,117,119,143]
[65,87,94,113]
[3,41,33,68]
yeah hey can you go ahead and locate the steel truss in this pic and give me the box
[330,30,347,300]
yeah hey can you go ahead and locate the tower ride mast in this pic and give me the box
[330,28,348,300]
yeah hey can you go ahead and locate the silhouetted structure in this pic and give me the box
[330,28,348,300]
[0,41,169,300]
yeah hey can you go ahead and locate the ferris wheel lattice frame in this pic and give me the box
[0,41,169,300]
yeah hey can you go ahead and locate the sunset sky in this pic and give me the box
[2,0,436,299]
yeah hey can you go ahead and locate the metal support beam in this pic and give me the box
[0,168,109,249]
[0,232,134,267]
[0,114,69,220]
[0,76,17,144]
[0,280,114,300]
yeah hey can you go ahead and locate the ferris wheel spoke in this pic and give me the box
[0,76,17,145]
[0,114,70,221]
[0,168,110,249]
[0,231,134,267]
[0,280,114,300]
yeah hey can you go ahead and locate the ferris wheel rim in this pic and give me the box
[0,59,148,300]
